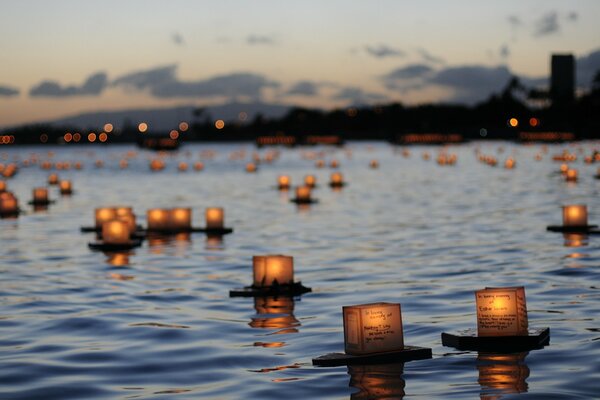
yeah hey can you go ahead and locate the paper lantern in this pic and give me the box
[369,160,379,169]
[343,302,404,355]
[101,220,130,244]
[205,207,224,229]
[562,205,587,227]
[304,175,316,188]
[253,255,294,287]
[33,187,49,203]
[0,180,6,192]
[277,175,291,190]
[147,208,170,231]
[330,172,344,186]
[170,207,192,230]
[0,192,18,214]
[565,169,578,182]
[246,162,257,173]
[59,180,72,195]
[295,186,312,202]
[118,213,137,233]
[115,207,133,218]
[475,287,528,337]
[48,173,59,185]
[95,208,117,229]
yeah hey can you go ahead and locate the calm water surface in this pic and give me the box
[1,142,599,399]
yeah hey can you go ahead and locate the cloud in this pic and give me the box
[286,81,319,96]
[577,49,600,87]
[247,35,276,45]
[365,44,405,58]
[172,32,184,45]
[507,15,522,28]
[430,65,512,102]
[0,85,19,97]
[417,48,445,65]
[332,86,388,104]
[113,65,279,99]
[30,72,108,97]
[384,64,434,80]
[534,11,559,36]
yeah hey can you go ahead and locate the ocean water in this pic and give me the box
[1,141,599,399]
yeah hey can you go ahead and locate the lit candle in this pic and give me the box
[59,180,72,195]
[48,173,59,185]
[205,207,224,229]
[562,205,588,227]
[304,175,316,188]
[170,207,192,230]
[343,302,404,355]
[147,208,170,231]
[295,186,312,202]
[102,219,130,244]
[95,207,117,229]
[475,286,528,337]
[563,232,588,247]
[33,187,49,203]
[253,254,294,287]
[277,175,291,190]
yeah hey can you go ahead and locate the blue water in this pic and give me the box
[1,142,599,399]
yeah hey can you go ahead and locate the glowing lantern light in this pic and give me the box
[102,220,130,245]
[343,302,404,355]
[0,192,19,215]
[170,207,192,230]
[253,255,294,288]
[147,208,170,231]
[504,158,515,169]
[0,180,6,192]
[245,162,257,173]
[475,287,528,337]
[32,187,49,204]
[562,205,588,227]
[48,173,59,185]
[559,164,568,174]
[565,169,578,182]
[330,159,340,168]
[277,175,291,190]
[369,160,379,169]
[118,213,137,233]
[193,162,204,171]
[59,180,72,195]
[295,186,312,203]
[329,172,345,187]
[95,208,117,229]
[315,160,325,168]
[178,162,188,171]
[205,207,224,229]
[304,174,316,188]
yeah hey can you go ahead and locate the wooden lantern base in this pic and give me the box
[229,282,312,297]
[328,182,347,188]
[441,327,550,352]
[28,200,55,206]
[312,346,432,367]
[88,239,143,251]
[0,210,21,218]
[290,198,319,204]
[546,225,598,233]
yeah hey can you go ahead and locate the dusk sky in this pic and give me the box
[1,0,599,128]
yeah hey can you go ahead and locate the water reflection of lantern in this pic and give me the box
[170,207,192,230]
[115,207,133,218]
[476,287,528,337]
[95,208,117,229]
[102,220,130,245]
[343,302,404,355]
[59,180,72,195]
[205,234,223,249]
[277,175,291,190]
[147,208,170,231]
[205,207,224,229]
[562,205,588,227]
[32,187,49,204]
[348,363,406,400]
[105,251,131,267]
[48,173,59,185]
[304,174,316,188]
[249,296,299,330]
[565,169,578,182]
[477,352,529,396]
[563,232,588,247]
[329,172,345,188]
[253,255,294,287]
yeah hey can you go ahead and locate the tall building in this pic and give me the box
[550,54,575,106]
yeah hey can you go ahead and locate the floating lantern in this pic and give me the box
[59,180,72,195]
[329,172,346,188]
[147,208,170,231]
[369,160,379,169]
[193,162,204,171]
[170,207,192,230]
[441,286,550,351]
[475,287,528,337]
[230,254,310,297]
[0,180,6,192]
[246,162,257,173]
[304,174,316,188]
[115,207,133,218]
[277,175,291,190]
[343,302,404,355]
[315,160,325,168]
[330,159,340,168]
[178,162,188,171]
[562,205,587,227]
[565,169,578,182]
[205,207,224,229]
[559,163,569,174]
[95,208,117,229]
[101,219,130,245]
[504,158,516,169]
[312,302,432,366]
[0,191,19,216]
[118,213,137,234]
[48,173,59,185]
[291,185,316,204]
[32,187,50,205]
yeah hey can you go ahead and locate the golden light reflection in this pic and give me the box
[477,352,529,396]
[563,233,588,247]
[105,251,131,267]
[249,296,299,330]
[348,363,406,400]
